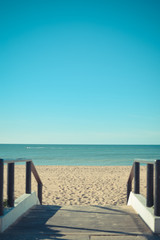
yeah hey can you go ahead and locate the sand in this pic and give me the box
[3,165,147,206]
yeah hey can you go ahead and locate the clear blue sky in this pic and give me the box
[0,0,160,144]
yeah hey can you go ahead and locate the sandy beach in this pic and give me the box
[3,165,147,206]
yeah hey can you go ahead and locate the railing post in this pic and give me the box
[26,161,31,194]
[0,159,4,216]
[134,162,140,194]
[146,163,153,207]
[7,163,15,207]
[154,160,160,216]
[127,181,132,202]
[38,183,42,205]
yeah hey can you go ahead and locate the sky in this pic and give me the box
[0,0,160,144]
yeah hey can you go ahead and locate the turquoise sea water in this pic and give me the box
[0,144,160,166]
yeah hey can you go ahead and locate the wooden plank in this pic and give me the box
[0,205,153,239]
[31,162,42,185]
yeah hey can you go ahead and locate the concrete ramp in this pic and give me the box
[0,192,40,233]
[0,205,159,240]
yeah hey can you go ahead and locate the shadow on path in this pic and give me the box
[0,205,160,240]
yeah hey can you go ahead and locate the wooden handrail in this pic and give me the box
[127,160,155,201]
[31,162,43,204]
[127,164,134,202]
[127,159,160,217]
[0,159,4,216]
[134,159,155,165]
[3,158,32,164]
[0,158,43,216]
[31,162,42,185]
[127,164,134,186]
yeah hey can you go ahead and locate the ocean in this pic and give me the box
[0,144,160,166]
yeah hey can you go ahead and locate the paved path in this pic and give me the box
[1,205,160,240]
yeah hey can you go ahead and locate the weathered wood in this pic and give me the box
[0,205,152,239]
[147,164,153,207]
[26,161,32,194]
[134,162,140,194]
[38,182,42,205]
[31,162,43,204]
[127,164,134,202]
[7,163,15,207]
[31,162,42,184]
[127,164,134,186]
[4,159,32,164]
[0,158,43,217]
[154,160,160,216]
[0,159,4,216]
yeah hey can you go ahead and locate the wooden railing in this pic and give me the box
[0,158,43,216]
[127,159,160,216]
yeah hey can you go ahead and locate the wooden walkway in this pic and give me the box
[0,205,160,240]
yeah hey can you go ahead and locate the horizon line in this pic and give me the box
[0,143,160,146]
